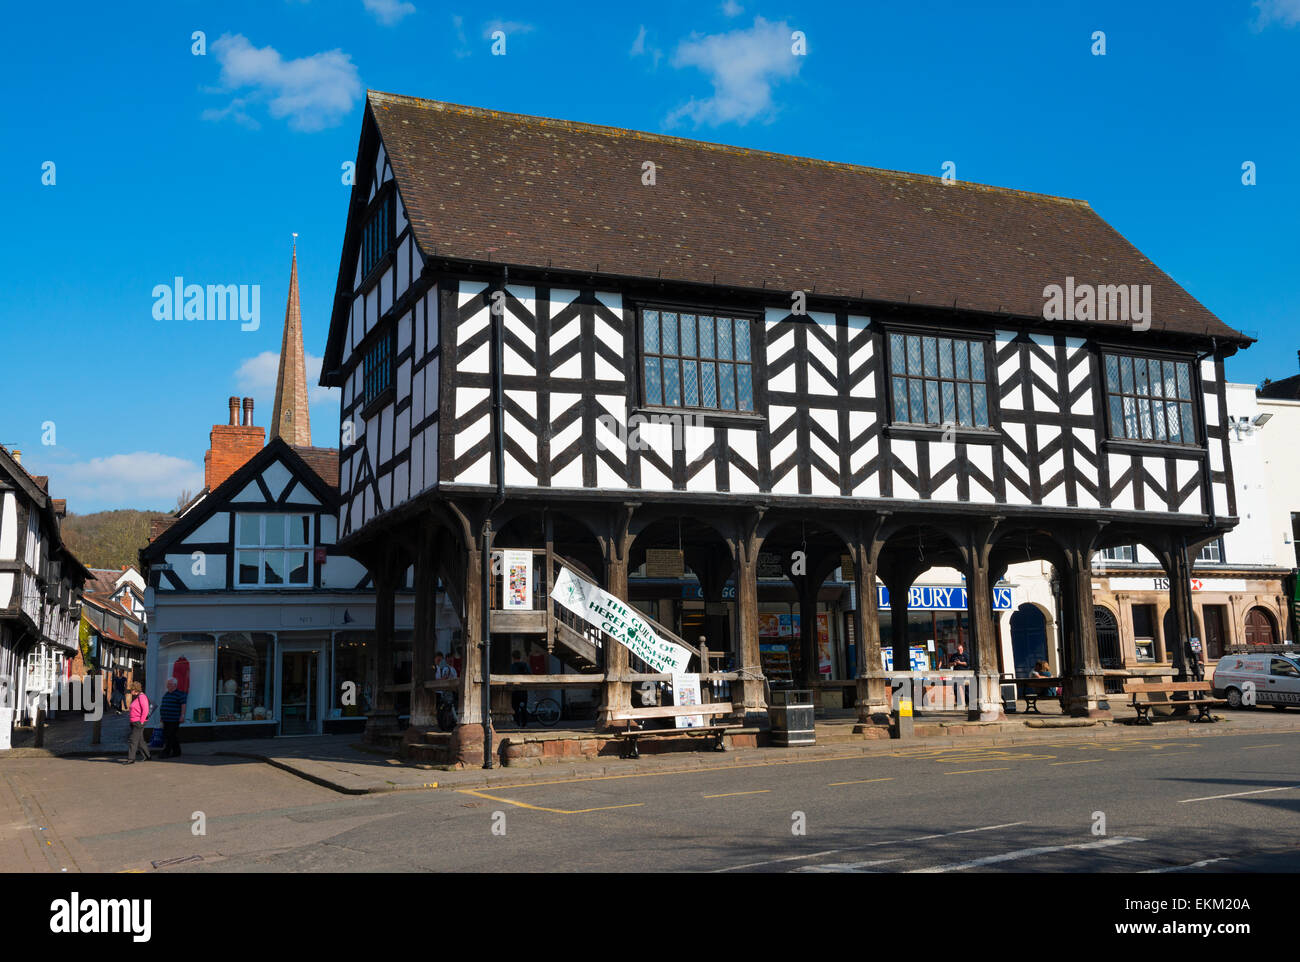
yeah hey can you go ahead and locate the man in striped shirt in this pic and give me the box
[158,678,187,759]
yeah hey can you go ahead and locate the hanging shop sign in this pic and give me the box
[500,549,534,610]
[551,567,692,674]
[877,585,1014,611]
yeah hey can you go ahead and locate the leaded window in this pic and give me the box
[888,332,989,427]
[1104,354,1196,444]
[360,195,392,279]
[362,331,392,406]
[641,309,754,412]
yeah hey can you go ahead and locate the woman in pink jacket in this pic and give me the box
[125,682,152,763]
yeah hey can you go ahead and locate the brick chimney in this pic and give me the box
[204,396,264,490]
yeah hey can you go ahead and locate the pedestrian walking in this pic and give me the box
[124,682,152,764]
[433,652,458,731]
[111,670,126,712]
[158,678,186,758]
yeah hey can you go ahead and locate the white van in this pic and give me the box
[1211,651,1300,709]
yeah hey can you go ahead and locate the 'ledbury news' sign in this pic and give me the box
[551,567,692,674]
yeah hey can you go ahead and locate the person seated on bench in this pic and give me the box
[1031,661,1057,697]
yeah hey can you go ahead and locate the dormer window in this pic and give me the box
[360,193,392,279]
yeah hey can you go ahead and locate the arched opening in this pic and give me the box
[1093,606,1122,669]
[1245,606,1279,647]
[1010,604,1049,678]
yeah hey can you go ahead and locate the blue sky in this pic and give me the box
[2,0,1298,512]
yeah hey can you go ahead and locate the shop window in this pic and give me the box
[215,632,273,722]
[159,633,215,723]
[332,632,372,718]
[1196,539,1224,564]
[1099,545,1134,563]
[640,308,754,413]
[888,332,990,428]
[1104,354,1196,444]
[236,513,312,587]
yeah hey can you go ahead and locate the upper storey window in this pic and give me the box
[237,514,312,587]
[362,330,393,407]
[641,309,754,413]
[888,332,990,428]
[1104,354,1196,444]
[360,194,392,279]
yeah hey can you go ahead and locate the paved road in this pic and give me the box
[3,729,1298,872]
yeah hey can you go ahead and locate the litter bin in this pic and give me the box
[767,689,815,746]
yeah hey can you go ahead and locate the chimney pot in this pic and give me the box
[11,448,21,465]
[228,396,240,426]
[242,397,254,427]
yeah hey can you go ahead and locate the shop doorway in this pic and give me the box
[278,646,323,736]
[1203,605,1228,659]
[1010,604,1048,678]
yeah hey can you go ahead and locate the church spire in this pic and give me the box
[270,234,312,447]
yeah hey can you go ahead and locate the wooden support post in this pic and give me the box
[364,557,402,745]
[961,524,1003,722]
[596,506,635,730]
[730,510,766,722]
[406,524,439,739]
[848,524,890,733]
[1059,527,1110,718]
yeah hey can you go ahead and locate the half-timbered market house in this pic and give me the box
[320,91,1252,765]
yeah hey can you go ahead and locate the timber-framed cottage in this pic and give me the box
[320,91,1250,765]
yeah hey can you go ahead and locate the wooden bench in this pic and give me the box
[1123,680,1224,724]
[1013,677,1063,714]
[608,704,739,759]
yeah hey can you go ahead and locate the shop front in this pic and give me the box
[146,592,420,740]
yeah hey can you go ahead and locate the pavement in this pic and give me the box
[7,704,1300,796]
[4,722,1298,873]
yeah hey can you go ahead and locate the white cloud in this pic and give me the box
[482,19,535,39]
[1254,0,1300,27]
[630,25,664,69]
[235,351,337,409]
[666,17,803,127]
[452,14,472,58]
[364,0,416,26]
[204,34,363,132]
[721,0,744,16]
[631,24,647,56]
[43,452,205,512]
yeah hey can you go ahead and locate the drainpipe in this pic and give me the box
[481,266,509,769]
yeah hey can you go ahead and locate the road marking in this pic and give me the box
[829,777,894,786]
[1149,751,1199,757]
[795,858,902,873]
[1050,759,1102,766]
[1178,785,1300,804]
[1241,744,1282,749]
[909,836,1145,873]
[714,821,1027,872]
[456,788,644,815]
[703,790,770,798]
[944,767,1011,775]
[1140,857,1230,873]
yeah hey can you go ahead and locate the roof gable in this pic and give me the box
[326,90,1246,371]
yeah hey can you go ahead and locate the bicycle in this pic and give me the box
[519,696,561,727]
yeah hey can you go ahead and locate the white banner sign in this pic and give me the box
[672,673,704,729]
[550,567,692,674]
[1107,577,1247,593]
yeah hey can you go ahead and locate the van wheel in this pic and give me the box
[1225,688,1243,709]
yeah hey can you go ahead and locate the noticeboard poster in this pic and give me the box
[502,549,533,610]
[672,672,704,728]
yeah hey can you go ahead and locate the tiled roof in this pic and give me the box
[1259,373,1300,401]
[365,90,1246,343]
[292,445,340,488]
